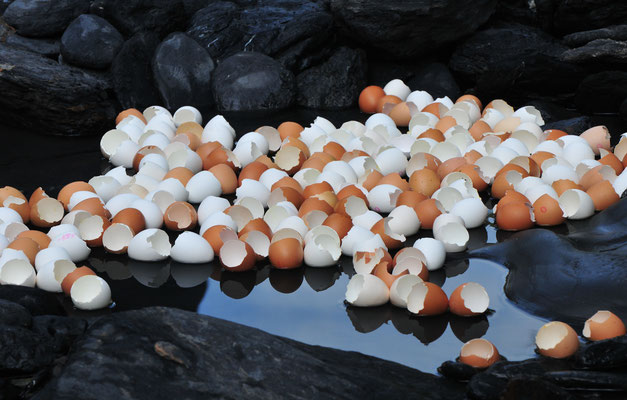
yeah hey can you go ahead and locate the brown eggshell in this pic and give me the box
[435,115,458,134]
[282,137,310,158]
[510,156,541,177]
[373,261,407,288]
[238,161,269,185]
[112,208,145,235]
[359,86,385,114]
[163,167,194,186]
[116,108,146,124]
[29,187,49,207]
[209,164,238,194]
[300,153,330,171]
[448,282,489,317]
[389,102,414,127]
[496,202,534,231]
[408,282,449,316]
[176,121,203,137]
[583,311,626,341]
[132,145,164,171]
[495,190,529,212]
[376,95,402,114]
[274,146,307,175]
[459,339,500,369]
[298,198,334,218]
[378,173,410,191]
[456,94,482,109]
[255,155,278,169]
[239,218,273,239]
[536,321,580,359]
[552,179,583,197]
[580,125,611,155]
[322,142,346,160]
[270,187,304,209]
[544,129,568,141]
[418,128,445,142]
[202,147,240,171]
[173,132,201,151]
[219,240,256,272]
[4,197,30,223]
[599,151,624,175]
[415,199,443,230]
[437,157,467,180]
[277,121,304,140]
[491,172,518,199]
[73,198,110,219]
[587,180,620,211]
[533,194,564,226]
[337,185,368,203]
[202,225,236,254]
[458,164,489,192]
[421,102,446,118]
[57,182,95,211]
[8,237,39,265]
[271,177,303,194]
[322,213,352,239]
[164,202,198,231]
[469,120,491,141]
[30,198,64,228]
[268,238,304,269]
[303,182,334,199]
[395,191,427,209]
[312,191,338,208]
[370,219,403,249]
[361,170,383,191]
[61,266,96,295]
[341,150,369,162]
[409,169,440,197]
[196,141,222,162]
[463,150,483,165]
[530,151,556,171]
[16,230,51,249]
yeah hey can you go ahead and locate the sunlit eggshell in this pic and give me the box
[8,237,39,265]
[417,128,445,142]
[359,86,386,114]
[17,230,50,250]
[185,171,222,204]
[166,231,214,264]
[414,199,444,230]
[450,197,489,229]
[580,125,611,155]
[29,198,64,228]
[70,275,111,310]
[583,311,626,341]
[558,189,595,219]
[392,256,428,282]
[491,170,523,199]
[303,230,341,267]
[370,218,405,249]
[101,223,133,254]
[532,194,565,226]
[388,102,414,127]
[28,187,49,208]
[277,121,304,140]
[407,282,448,316]
[298,198,334,219]
[345,274,389,307]
[49,231,90,262]
[432,214,469,252]
[387,205,420,236]
[322,141,346,161]
[57,182,96,211]
[552,179,583,197]
[409,169,440,197]
[449,282,490,316]
[322,213,353,239]
[352,247,391,275]
[236,179,270,208]
[238,162,269,186]
[163,202,197,231]
[598,150,623,175]
[60,265,96,295]
[202,147,241,171]
[367,184,402,213]
[389,275,423,308]
[238,218,273,240]
[395,191,427,209]
[127,228,171,261]
[372,261,407,288]
[268,238,303,269]
[360,169,383,191]
[110,208,144,235]
[36,259,75,292]
[205,164,236,195]
[459,339,500,369]
[536,321,580,359]
[116,108,146,125]
[579,165,616,191]
[77,215,111,247]
[468,120,491,142]
[587,180,620,211]
[496,201,534,231]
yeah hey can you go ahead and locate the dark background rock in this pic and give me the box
[491,0,556,32]
[438,360,479,381]
[330,0,497,59]
[563,24,627,47]
[525,100,581,125]
[406,62,461,100]
[621,98,627,124]
[100,0,187,38]
[296,46,366,109]
[0,45,116,136]
[2,0,89,38]
[212,51,295,112]
[152,32,215,111]
[0,0,15,15]
[553,0,627,35]
[501,378,575,400]
[32,316,87,354]
[0,325,56,374]
[575,71,627,114]
[561,39,627,66]
[60,14,124,70]
[575,336,627,370]
[542,116,591,135]
[0,286,64,316]
[5,34,60,58]
[0,299,31,327]
[111,31,162,110]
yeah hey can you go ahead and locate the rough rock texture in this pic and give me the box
[60,14,124,69]
[406,62,461,100]
[100,0,187,38]
[526,100,582,125]
[492,0,556,32]
[553,0,627,35]
[563,24,627,47]
[296,46,366,110]
[186,0,333,71]
[34,307,465,399]
[0,298,32,327]
[5,34,59,58]
[212,51,295,111]
[111,31,162,110]
[575,71,627,114]
[561,39,627,65]
[450,24,584,102]
[330,0,497,59]
[2,0,89,38]
[152,32,215,111]
[0,44,116,135]
[0,0,15,15]
[621,98,627,124]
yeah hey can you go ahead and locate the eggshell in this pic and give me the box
[386,205,420,236]
[236,179,270,207]
[580,126,611,155]
[36,259,76,292]
[0,207,23,225]
[450,198,489,229]
[127,229,171,261]
[164,202,197,231]
[202,225,236,254]
[392,256,428,281]
[496,201,534,231]
[587,180,620,211]
[58,182,95,211]
[0,259,36,287]
[552,179,583,197]
[16,230,50,250]
[433,214,469,252]
[171,231,214,264]
[389,275,424,308]
[370,218,405,249]
[238,218,272,240]
[377,174,409,192]
[367,184,402,213]
[414,199,444,229]
[353,247,392,275]
[558,189,595,220]
[0,248,29,271]
[202,147,240,171]
[395,191,427,209]
[583,311,626,341]
[459,339,500,369]
[322,213,352,239]
[8,237,39,265]
[345,274,390,307]
[406,282,448,316]
[130,199,163,229]
[60,266,96,295]
[536,321,580,359]
[304,232,341,267]
[533,194,565,226]
[449,282,490,316]
[49,232,90,262]
[73,198,109,220]
[269,238,303,269]
[409,169,440,197]
[186,171,223,203]
[277,121,304,140]
[372,261,407,288]
[78,215,111,247]
[70,275,112,310]
[359,86,386,113]
[102,223,134,254]
[30,198,65,228]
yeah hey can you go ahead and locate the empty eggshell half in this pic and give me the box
[36,259,76,292]
[459,339,500,369]
[406,282,448,316]
[220,239,256,272]
[583,311,626,341]
[389,274,423,308]
[449,282,490,316]
[171,232,214,264]
[433,214,469,252]
[128,229,171,261]
[413,238,446,271]
[49,232,91,262]
[70,275,112,310]
[345,274,390,307]
[558,189,595,220]
[0,259,36,287]
[535,321,580,359]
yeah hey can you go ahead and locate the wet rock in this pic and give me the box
[100,0,187,38]
[0,299,32,327]
[561,39,627,65]
[542,116,591,135]
[492,0,556,32]
[152,32,215,111]
[186,0,333,70]
[31,316,87,354]
[501,378,575,399]
[406,62,460,100]
[449,24,584,103]
[553,0,627,36]
[5,34,59,58]
[0,44,116,136]
[0,286,64,316]
[438,360,479,381]
[544,370,627,390]
[575,71,627,114]
[564,25,627,47]
[0,325,56,374]
[621,98,627,124]
[330,0,496,59]
[575,335,627,369]
[34,307,465,399]
[2,0,89,38]
[0,0,15,15]
[296,46,366,110]
[212,51,295,112]
[111,31,162,110]
[526,100,581,125]
[60,14,124,69]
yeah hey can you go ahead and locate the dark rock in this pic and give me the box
[31,316,87,354]
[152,32,215,111]
[621,98,627,124]
[526,100,581,125]
[561,39,627,65]
[492,0,556,32]
[575,71,627,114]
[212,51,295,112]
[2,0,89,38]
[0,44,116,135]
[367,59,423,88]
[5,34,59,58]
[501,378,575,399]
[542,116,591,135]
[330,0,496,59]
[0,299,31,327]
[296,46,366,110]
[100,0,187,38]
[0,286,64,316]
[554,0,627,36]
[111,32,162,110]
[186,0,333,70]
[406,62,460,100]
[0,0,15,15]
[0,325,56,374]
[34,307,465,399]
[544,370,627,390]
[449,24,585,103]
[564,25,627,47]
[60,14,124,69]
[575,335,627,369]
[438,360,479,381]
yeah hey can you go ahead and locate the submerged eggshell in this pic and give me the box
[583,311,626,341]
[536,321,580,359]
[459,339,500,369]
[345,274,390,307]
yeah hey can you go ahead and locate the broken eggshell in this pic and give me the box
[345,274,390,307]
[449,282,490,316]
[171,232,214,264]
[127,229,171,261]
[535,321,580,359]
[70,275,112,310]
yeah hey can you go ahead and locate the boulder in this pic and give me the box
[111,32,162,110]
[33,307,465,399]
[60,14,124,69]
[621,98,627,124]
[491,0,556,32]
[31,316,87,354]
[152,32,215,111]
[561,39,627,66]
[407,62,460,100]
[212,51,295,112]
[296,46,366,110]
[330,0,497,59]
[0,0,16,15]
[575,71,627,114]
[563,25,627,47]
[0,299,32,327]
[0,325,56,374]
[2,0,89,38]
[100,0,187,38]
[186,0,333,70]
[449,24,585,102]
[553,0,627,35]
[542,116,591,135]
[0,44,116,135]
[526,99,582,125]
[5,34,60,58]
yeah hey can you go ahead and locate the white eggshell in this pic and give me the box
[345,274,390,307]
[0,259,36,287]
[367,184,402,213]
[450,198,489,229]
[352,210,383,230]
[201,125,234,149]
[105,166,133,186]
[168,148,203,173]
[341,226,374,256]
[105,193,141,217]
[109,140,140,168]
[0,234,8,256]
[304,233,341,267]
[0,207,23,224]
[34,246,72,272]
[413,238,446,271]
[259,168,289,190]
[47,224,80,240]
[89,176,122,203]
[186,171,222,203]
[173,105,202,126]
[542,164,579,185]
[563,142,595,167]
[0,248,29,270]
[198,196,231,224]
[315,170,346,193]
[49,232,91,262]
[199,212,237,235]
[236,179,270,207]
[275,216,308,237]
[386,205,420,236]
[383,79,411,101]
[614,169,627,196]
[324,161,358,184]
[375,147,408,176]
[70,275,112,310]
[558,189,596,220]
[36,259,76,292]
[365,113,397,134]
[390,275,424,308]
[170,232,215,264]
[128,228,171,261]
[406,90,434,110]
[525,184,559,204]
[130,199,164,229]
[353,234,387,255]
[100,129,129,159]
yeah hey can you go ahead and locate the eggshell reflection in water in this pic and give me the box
[536,321,579,359]
[449,282,490,316]
[269,238,303,269]
[459,339,500,369]
[583,311,626,341]
[70,275,112,310]
[345,274,389,307]
[406,282,448,316]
